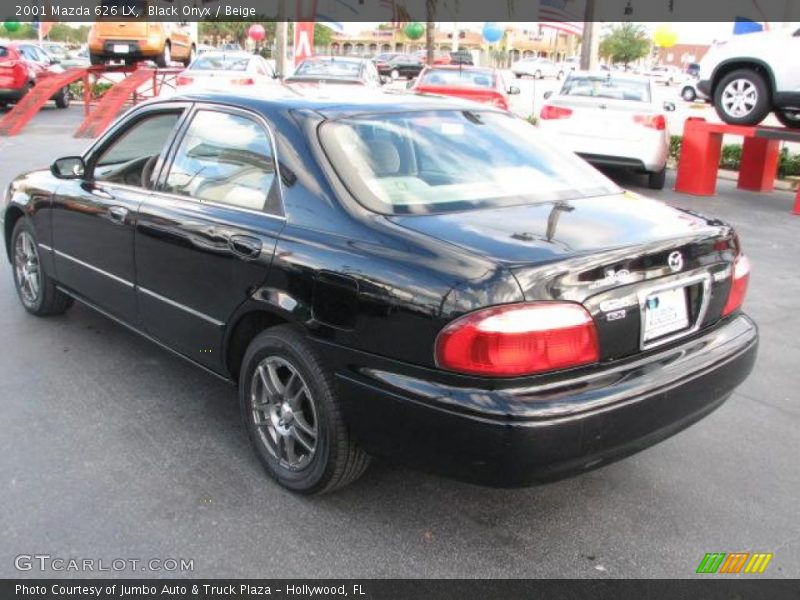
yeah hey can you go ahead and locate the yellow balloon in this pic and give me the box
[654,25,678,48]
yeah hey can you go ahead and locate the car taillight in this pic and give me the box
[633,114,667,130]
[540,104,573,120]
[231,77,255,85]
[435,302,599,377]
[176,75,193,86]
[722,254,750,316]
[490,96,509,110]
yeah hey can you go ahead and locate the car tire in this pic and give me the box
[10,219,73,317]
[647,168,667,191]
[155,43,171,68]
[54,86,70,109]
[240,325,370,495]
[713,68,771,126]
[89,53,104,66]
[775,109,800,129]
[681,86,696,102]
[183,44,196,67]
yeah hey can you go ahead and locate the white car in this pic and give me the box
[176,53,279,91]
[679,78,709,103]
[511,57,564,80]
[537,72,673,190]
[644,65,683,86]
[697,27,800,127]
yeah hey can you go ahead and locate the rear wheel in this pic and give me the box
[240,326,370,494]
[775,109,800,129]
[713,69,771,126]
[54,86,70,109]
[183,44,196,67]
[10,219,73,316]
[648,167,667,190]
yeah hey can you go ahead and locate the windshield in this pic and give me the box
[294,59,362,78]
[420,69,495,88]
[190,55,250,71]
[560,76,651,102]
[320,110,619,215]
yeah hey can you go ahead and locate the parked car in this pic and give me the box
[558,56,580,72]
[537,72,673,189]
[449,50,474,66]
[643,65,683,86]
[377,54,425,80]
[219,43,243,53]
[412,66,519,110]
[697,27,800,127]
[512,57,564,80]
[680,78,709,103]
[176,53,279,91]
[88,21,196,67]
[285,56,382,88]
[36,42,69,63]
[685,62,701,78]
[61,46,91,69]
[0,42,70,109]
[2,91,757,493]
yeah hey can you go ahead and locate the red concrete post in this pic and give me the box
[738,136,780,192]
[675,118,724,196]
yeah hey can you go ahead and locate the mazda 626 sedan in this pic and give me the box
[2,91,758,494]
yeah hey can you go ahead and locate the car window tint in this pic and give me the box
[94,112,182,186]
[191,55,249,71]
[561,76,651,102]
[165,110,275,211]
[421,69,494,88]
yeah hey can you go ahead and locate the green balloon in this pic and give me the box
[3,21,21,33]
[404,22,425,41]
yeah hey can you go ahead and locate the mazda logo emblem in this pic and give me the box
[668,251,684,272]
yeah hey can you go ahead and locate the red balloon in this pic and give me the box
[249,24,266,42]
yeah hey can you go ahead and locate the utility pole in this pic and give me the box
[276,0,288,77]
[580,0,599,70]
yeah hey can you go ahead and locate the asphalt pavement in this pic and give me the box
[0,106,798,579]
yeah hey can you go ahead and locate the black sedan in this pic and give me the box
[2,91,757,494]
[376,54,424,80]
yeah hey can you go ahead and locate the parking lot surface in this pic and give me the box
[0,106,798,578]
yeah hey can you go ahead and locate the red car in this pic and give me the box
[412,66,519,110]
[0,42,70,109]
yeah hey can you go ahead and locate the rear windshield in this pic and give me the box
[294,59,361,78]
[420,69,494,88]
[561,75,651,102]
[0,47,8,58]
[190,55,250,71]
[320,110,618,215]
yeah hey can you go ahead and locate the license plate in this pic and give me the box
[113,45,129,54]
[642,286,689,342]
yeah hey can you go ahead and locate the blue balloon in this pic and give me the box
[482,22,504,44]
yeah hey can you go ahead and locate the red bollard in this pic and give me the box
[674,118,724,195]
[738,136,780,192]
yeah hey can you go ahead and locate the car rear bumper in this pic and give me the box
[317,314,758,487]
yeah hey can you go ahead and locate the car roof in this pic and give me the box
[569,71,650,83]
[302,55,369,63]
[157,88,500,119]
[424,65,494,72]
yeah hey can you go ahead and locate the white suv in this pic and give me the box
[697,27,800,128]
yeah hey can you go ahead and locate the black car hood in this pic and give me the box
[387,192,726,266]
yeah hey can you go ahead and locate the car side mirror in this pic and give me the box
[663,101,676,112]
[51,156,86,179]
[507,86,521,95]
[543,90,553,100]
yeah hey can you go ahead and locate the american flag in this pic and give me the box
[538,0,584,36]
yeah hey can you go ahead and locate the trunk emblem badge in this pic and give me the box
[668,251,684,272]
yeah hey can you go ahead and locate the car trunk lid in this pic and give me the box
[94,21,150,40]
[389,192,739,360]
[543,96,658,142]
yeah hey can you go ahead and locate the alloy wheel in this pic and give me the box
[721,78,758,118]
[14,231,40,306]
[250,356,318,470]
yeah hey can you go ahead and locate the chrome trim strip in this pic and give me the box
[54,249,135,288]
[37,243,53,252]
[137,286,225,327]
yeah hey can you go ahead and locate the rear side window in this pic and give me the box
[164,110,277,212]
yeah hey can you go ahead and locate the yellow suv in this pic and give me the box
[88,22,196,68]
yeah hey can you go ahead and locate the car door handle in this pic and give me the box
[228,235,262,259]
[108,206,129,225]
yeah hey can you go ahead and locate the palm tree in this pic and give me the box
[425,0,436,65]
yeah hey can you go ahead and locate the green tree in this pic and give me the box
[599,22,651,67]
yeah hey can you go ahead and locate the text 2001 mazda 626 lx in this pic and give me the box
[2,92,757,494]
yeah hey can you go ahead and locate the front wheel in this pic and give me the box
[240,325,370,495]
[183,44,196,67]
[681,86,697,102]
[11,219,73,316]
[775,109,800,129]
[648,167,667,190]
